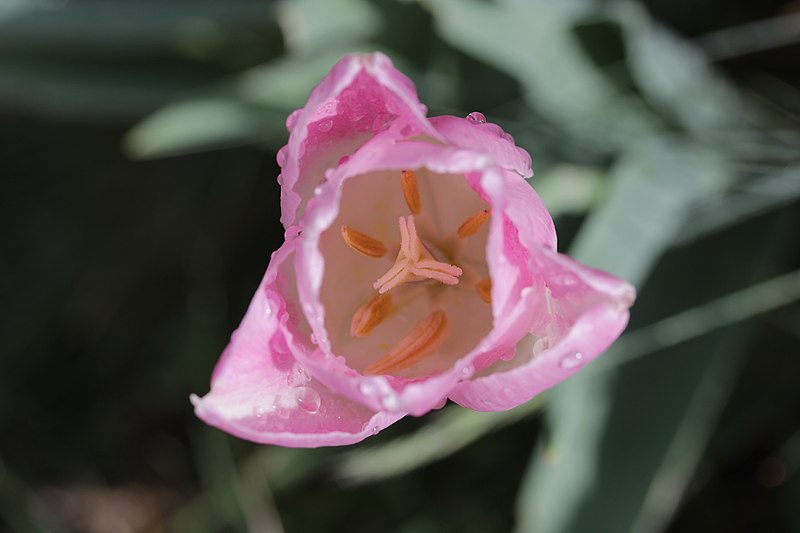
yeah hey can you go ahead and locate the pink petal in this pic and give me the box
[448,248,635,411]
[293,138,551,416]
[278,52,442,228]
[429,115,533,178]
[191,240,403,447]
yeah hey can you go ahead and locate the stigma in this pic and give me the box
[373,215,463,294]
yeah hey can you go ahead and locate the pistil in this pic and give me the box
[373,216,462,294]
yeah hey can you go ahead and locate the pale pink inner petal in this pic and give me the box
[317,169,494,379]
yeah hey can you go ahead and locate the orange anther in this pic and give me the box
[350,293,393,337]
[401,170,421,215]
[341,225,387,258]
[475,279,492,304]
[364,310,449,375]
[457,209,491,238]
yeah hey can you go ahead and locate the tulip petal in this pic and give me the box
[447,248,635,411]
[295,137,554,416]
[192,240,403,447]
[429,115,533,178]
[279,52,442,227]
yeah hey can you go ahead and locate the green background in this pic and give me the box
[2,0,799,531]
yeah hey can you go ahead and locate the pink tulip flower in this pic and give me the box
[191,53,635,447]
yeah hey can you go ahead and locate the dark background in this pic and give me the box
[1,1,799,531]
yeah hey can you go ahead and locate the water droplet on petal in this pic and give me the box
[272,393,293,418]
[372,114,391,132]
[370,426,380,435]
[381,393,400,411]
[461,364,473,376]
[560,352,585,370]
[295,387,321,414]
[317,119,333,132]
[466,111,487,123]
[359,381,377,396]
[276,146,289,167]
[285,109,301,131]
[310,333,319,345]
[253,406,267,419]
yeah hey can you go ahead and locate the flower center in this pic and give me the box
[320,168,494,378]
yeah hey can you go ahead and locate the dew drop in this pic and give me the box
[310,333,319,345]
[276,146,289,167]
[466,111,487,123]
[460,364,473,376]
[370,426,380,435]
[317,119,333,133]
[252,406,267,419]
[286,373,294,386]
[272,392,294,418]
[381,393,400,411]
[371,114,391,131]
[285,109,301,131]
[295,387,321,414]
[359,381,377,396]
[560,352,585,370]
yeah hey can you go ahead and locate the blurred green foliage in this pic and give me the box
[1,0,799,532]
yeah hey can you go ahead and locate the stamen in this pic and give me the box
[350,293,393,337]
[476,279,492,304]
[341,225,387,258]
[364,310,449,375]
[374,216,463,293]
[457,209,491,238]
[401,170,421,214]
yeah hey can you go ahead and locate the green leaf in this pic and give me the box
[277,0,380,56]
[515,138,730,533]
[335,394,548,485]
[419,0,658,151]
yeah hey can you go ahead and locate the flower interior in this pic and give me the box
[318,169,494,379]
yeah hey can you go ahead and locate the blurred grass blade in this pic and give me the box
[420,0,657,151]
[531,164,605,218]
[515,139,729,533]
[675,167,800,245]
[615,1,747,137]
[124,48,376,158]
[336,394,548,485]
[124,99,285,158]
[277,0,380,56]
[695,11,800,61]
[611,269,800,369]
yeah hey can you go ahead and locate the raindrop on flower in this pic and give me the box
[295,387,321,414]
[466,111,487,123]
[317,119,333,132]
[276,146,289,167]
[359,381,377,396]
[381,393,400,411]
[285,109,301,131]
[253,406,267,420]
[560,352,585,369]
